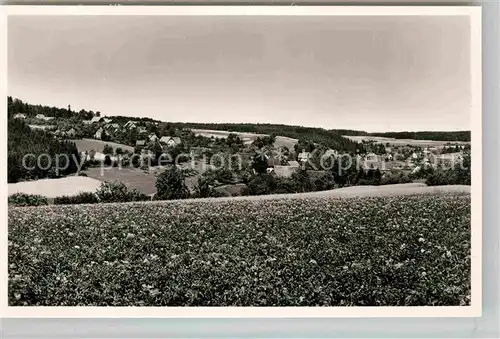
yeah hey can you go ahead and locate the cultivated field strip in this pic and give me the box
[8,193,471,306]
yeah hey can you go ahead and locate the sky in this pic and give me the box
[8,15,471,132]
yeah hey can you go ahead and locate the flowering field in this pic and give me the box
[8,193,471,306]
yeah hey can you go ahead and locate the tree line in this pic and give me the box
[8,96,96,120]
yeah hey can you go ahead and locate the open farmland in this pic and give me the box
[191,128,298,149]
[7,176,103,198]
[83,160,213,196]
[83,167,159,196]
[70,138,134,153]
[343,135,471,147]
[8,192,470,306]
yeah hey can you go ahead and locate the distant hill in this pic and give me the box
[368,131,470,142]
[168,122,364,153]
[8,96,470,151]
[330,129,470,142]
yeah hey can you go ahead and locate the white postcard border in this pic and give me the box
[0,4,482,318]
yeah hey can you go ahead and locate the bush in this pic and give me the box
[83,159,102,168]
[8,193,48,207]
[238,167,254,184]
[128,189,151,202]
[380,172,412,185]
[130,154,142,168]
[104,155,112,166]
[425,170,455,186]
[290,169,314,193]
[181,168,199,178]
[274,177,297,194]
[312,171,336,191]
[54,192,99,205]
[251,153,268,174]
[352,168,382,186]
[103,144,114,155]
[155,166,190,200]
[95,181,129,203]
[215,168,234,184]
[193,177,224,198]
[119,155,131,167]
[242,173,277,196]
[426,155,471,186]
[95,181,149,203]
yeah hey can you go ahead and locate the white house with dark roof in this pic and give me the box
[34,114,54,121]
[104,123,120,133]
[66,128,77,137]
[124,120,138,130]
[91,116,104,124]
[159,136,181,147]
[149,133,158,142]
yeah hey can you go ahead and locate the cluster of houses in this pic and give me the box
[87,117,185,156]
[353,146,466,174]
[88,116,123,140]
[13,113,54,122]
[261,144,467,179]
[54,127,77,138]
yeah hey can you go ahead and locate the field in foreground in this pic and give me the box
[7,176,103,198]
[8,193,471,306]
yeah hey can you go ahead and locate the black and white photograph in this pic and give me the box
[3,6,481,317]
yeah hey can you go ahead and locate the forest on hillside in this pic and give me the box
[8,118,80,183]
[331,129,470,142]
[367,131,470,142]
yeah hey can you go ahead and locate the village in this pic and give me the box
[12,110,471,199]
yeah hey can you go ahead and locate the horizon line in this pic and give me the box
[8,95,470,135]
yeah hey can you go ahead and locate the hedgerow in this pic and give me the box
[53,192,100,205]
[8,193,470,306]
[8,193,48,207]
